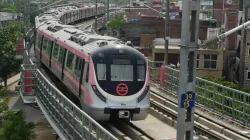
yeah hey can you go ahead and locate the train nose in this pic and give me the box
[118,110,130,119]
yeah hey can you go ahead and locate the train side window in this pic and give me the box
[66,51,75,70]
[53,44,59,59]
[58,47,65,64]
[137,60,145,81]
[42,38,48,51]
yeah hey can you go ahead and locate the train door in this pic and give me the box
[35,33,43,59]
[73,56,85,97]
[51,43,60,79]
[41,37,49,67]
[106,55,137,107]
[64,50,76,95]
[86,8,89,18]
[82,9,85,19]
[46,40,54,68]
[70,12,72,23]
[79,10,81,20]
[82,61,89,101]
[58,46,66,80]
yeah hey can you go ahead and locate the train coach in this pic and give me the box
[34,4,150,121]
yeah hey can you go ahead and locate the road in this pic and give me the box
[7,82,56,140]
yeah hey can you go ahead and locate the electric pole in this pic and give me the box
[107,0,109,35]
[176,0,200,140]
[164,0,169,65]
[24,0,30,42]
[95,0,98,32]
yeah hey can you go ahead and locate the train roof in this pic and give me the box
[37,3,104,24]
[36,4,144,58]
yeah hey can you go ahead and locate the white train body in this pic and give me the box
[34,4,150,121]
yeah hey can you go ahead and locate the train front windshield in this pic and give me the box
[94,55,146,96]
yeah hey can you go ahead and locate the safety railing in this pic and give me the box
[20,64,36,103]
[34,69,118,140]
[196,78,250,127]
[148,60,164,83]
[16,38,25,60]
[150,61,250,127]
[25,28,35,50]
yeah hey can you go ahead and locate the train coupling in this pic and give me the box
[118,110,130,119]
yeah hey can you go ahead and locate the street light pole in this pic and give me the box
[164,0,169,65]
[95,0,98,32]
[107,0,109,35]
[176,0,200,140]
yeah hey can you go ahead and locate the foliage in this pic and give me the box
[13,0,24,13]
[0,88,9,113]
[0,2,16,13]
[0,0,39,25]
[29,6,39,25]
[2,7,16,13]
[203,76,250,92]
[108,14,126,36]
[0,88,36,140]
[0,21,25,87]
[207,10,213,18]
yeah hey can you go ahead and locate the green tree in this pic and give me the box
[0,88,36,140]
[0,21,25,87]
[108,14,126,36]
[204,76,250,93]
[0,2,16,13]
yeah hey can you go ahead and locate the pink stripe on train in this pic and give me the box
[38,44,93,104]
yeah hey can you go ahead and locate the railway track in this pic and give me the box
[150,90,250,140]
[101,119,154,140]
[39,65,153,140]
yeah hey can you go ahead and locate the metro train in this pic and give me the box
[34,4,150,121]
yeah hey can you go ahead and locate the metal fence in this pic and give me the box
[34,69,118,140]
[148,60,164,83]
[149,61,250,127]
[20,61,118,139]
[19,64,36,103]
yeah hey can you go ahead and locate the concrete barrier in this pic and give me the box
[164,115,174,126]
[141,136,151,140]
[150,94,250,140]
[198,135,209,140]
[224,129,249,140]
[104,123,132,140]
[209,130,233,140]
[197,117,225,133]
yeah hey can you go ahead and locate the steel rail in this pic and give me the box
[150,91,250,140]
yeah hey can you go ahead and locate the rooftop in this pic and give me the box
[0,12,22,21]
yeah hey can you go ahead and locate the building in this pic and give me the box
[0,12,23,29]
[130,0,148,7]
[200,0,213,19]
[238,0,250,87]
[151,38,224,79]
